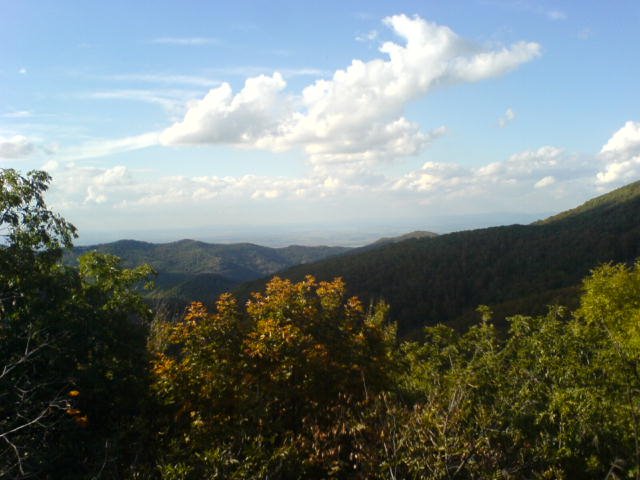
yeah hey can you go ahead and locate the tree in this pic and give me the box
[151,276,399,479]
[0,169,156,478]
[1,169,78,476]
[396,264,640,479]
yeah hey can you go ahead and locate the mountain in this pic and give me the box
[238,181,640,335]
[67,239,351,307]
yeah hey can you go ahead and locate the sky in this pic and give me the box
[2,0,640,245]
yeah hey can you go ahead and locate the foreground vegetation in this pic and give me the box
[3,169,640,479]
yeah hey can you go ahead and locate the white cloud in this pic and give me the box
[19,68,27,75]
[151,37,219,46]
[251,189,281,200]
[498,107,516,127]
[0,135,36,159]
[600,121,640,156]
[394,145,590,198]
[596,161,637,186]
[85,186,108,204]
[393,161,470,193]
[80,166,133,204]
[478,146,565,179]
[44,164,126,207]
[597,121,640,185]
[160,73,289,145]
[161,14,540,166]
[48,163,321,209]
[41,160,59,172]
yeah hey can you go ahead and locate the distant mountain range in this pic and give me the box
[67,240,351,307]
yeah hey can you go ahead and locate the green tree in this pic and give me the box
[396,264,640,479]
[1,169,78,477]
[0,169,156,478]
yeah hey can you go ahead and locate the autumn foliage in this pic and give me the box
[151,276,398,478]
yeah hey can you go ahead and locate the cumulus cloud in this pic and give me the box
[47,163,321,209]
[0,135,36,159]
[393,145,591,199]
[477,146,565,180]
[161,72,289,145]
[42,164,125,206]
[386,124,640,205]
[597,121,640,185]
[161,14,540,166]
[392,161,470,193]
[600,121,640,156]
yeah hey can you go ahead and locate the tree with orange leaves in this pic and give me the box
[151,275,398,479]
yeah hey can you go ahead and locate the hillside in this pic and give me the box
[67,239,351,306]
[358,230,438,251]
[239,181,640,335]
[536,180,640,225]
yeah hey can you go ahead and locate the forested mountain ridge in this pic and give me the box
[69,239,351,280]
[66,239,351,305]
[354,229,438,252]
[239,180,640,335]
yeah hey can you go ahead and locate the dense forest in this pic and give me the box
[4,168,640,479]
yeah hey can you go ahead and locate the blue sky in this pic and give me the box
[2,1,640,244]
